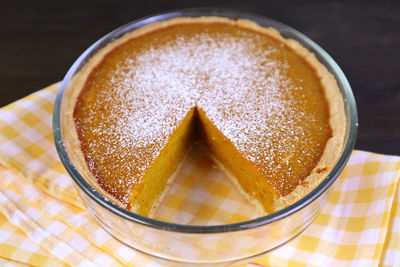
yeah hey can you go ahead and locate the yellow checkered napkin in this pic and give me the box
[0,83,399,266]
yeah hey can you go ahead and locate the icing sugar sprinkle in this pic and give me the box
[76,24,329,200]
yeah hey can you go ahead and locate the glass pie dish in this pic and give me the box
[53,8,358,265]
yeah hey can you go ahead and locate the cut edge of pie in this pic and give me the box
[62,17,346,218]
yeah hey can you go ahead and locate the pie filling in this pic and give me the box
[71,18,344,217]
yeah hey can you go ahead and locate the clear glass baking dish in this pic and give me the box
[53,8,358,265]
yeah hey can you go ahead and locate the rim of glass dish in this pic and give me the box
[53,8,358,234]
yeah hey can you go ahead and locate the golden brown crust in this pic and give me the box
[63,17,345,215]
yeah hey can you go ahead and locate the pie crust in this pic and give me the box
[62,17,345,216]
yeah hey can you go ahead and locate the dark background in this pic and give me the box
[1,1,399,155]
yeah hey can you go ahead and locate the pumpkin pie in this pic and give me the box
[64,17,345,217]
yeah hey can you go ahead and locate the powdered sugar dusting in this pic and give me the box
[75,23,330,202]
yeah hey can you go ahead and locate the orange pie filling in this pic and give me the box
[69,18,345,217]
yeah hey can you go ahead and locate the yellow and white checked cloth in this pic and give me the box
[0,83,399,266]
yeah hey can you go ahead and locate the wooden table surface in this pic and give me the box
[1,1,399,155]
